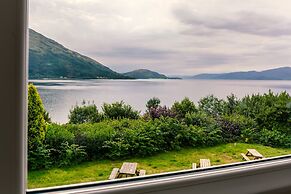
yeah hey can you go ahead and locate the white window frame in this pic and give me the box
[1,0,291,193]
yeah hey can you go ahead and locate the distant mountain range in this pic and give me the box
[123,69,168,79]
[192,67,291,80]
[29,29,291,81]
[29,29,129,79]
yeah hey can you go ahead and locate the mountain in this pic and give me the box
[192,67,291,80]
[123,69,168,79]
[29,29,128,79]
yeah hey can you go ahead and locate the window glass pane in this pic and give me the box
[28,0,291,189]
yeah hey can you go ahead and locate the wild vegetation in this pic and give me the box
[28,84,291,171]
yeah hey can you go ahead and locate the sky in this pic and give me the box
[29,0,291,76]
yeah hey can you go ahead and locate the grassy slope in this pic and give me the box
[28,143,291,189]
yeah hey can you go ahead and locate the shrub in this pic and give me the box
[146,97,161,110]
[50,142,87,167]
[225,94,239,115]
[146,105,176,119]
[171,97,197,119]
[73,122,116,159]
[237,91,291,132]
[240,128,260,144]
[180,125,207,147]
[102,119,161,159]
[103,130,136,159]
[152,117,187,150]
[28,84,47,151]
[184,111,215,127]
[102,101,140,119]
[28,145,51,170]
[69,101,102,124]
[204,127,223,146]
[103,118,188,158]
[180,125,223,147]
[29,91,291,169]
[217,115,257,142]
[45,124,75,148]
[131,124,162,156]
[198,95,226,117]
[218,117,241,142]
[258,129,291,148]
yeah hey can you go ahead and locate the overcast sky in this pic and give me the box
[29,0,291,76]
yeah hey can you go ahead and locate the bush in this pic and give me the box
[146,105,176,119]
[171,97,197,119]
[28,145,51,170]
[46,118,222,160]
[103,119,161,159]
[237,91,291,132]
[177,124,223,147]
[225,94,239,115]
[29,90,291,170]
[258,129,291,148]
[103,118,188,158]
[50,142,87,167]
[102,101,140,119]
[198,95,226,117]
[45,124,75,148]
[184,111,215,127]
[151,117,187,150]
[73,122,116,159]
[69,101,102,124]
[217,115,257,142]
[146,97,161,110]
[179,125,207,147]
[28,84,47,151]
[240,128,259,144]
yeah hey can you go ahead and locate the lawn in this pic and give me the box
[28,143,291,189]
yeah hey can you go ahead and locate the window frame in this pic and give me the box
[1,0,291,193]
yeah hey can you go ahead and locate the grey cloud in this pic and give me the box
[29,0,291,75]
[91,47,175,59]
[185,53,232,66]
[174,8,291,37]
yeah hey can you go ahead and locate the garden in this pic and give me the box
[27,84,291,188]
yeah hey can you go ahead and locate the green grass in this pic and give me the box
[28,143,291,189]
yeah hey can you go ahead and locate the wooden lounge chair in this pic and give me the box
[109,168,120,180]
[200,159,211,168]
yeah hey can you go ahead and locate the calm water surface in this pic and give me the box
[32,79,291,123]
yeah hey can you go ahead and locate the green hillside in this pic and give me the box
[123,69,168,79]
[29,29,128,79]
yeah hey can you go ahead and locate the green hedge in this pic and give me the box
[29,91,291,169]
[45,118,224,161]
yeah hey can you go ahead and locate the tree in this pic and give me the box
[102,101,140,119]
[171,97,197,119]
[69,101,102,124]
[28,84,47,151]
[146,97,161,110]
